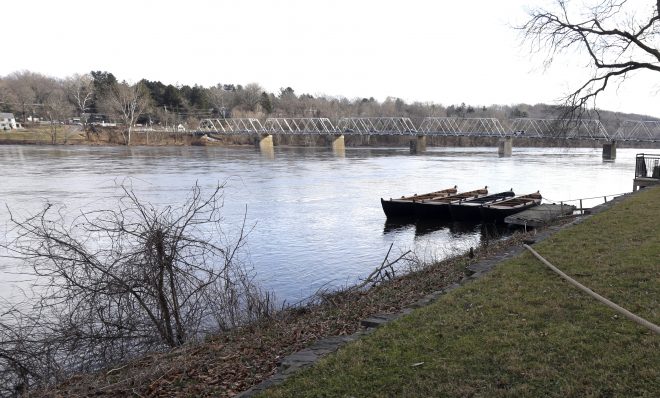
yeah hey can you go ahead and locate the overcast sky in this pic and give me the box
[2,0,658,117]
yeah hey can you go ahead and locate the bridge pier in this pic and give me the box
[498,137,513,157]
[255,134,274,156]
[329,134,345,156]
[410,135,427,154]
[602,140,617,160]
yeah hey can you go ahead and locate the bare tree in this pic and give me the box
[42,87,74,144]
[3,72,36,123]
[208,85,238,118]
[0,80,15,112]
[26,73,56,110]
[239,83,264,113]
[103,82,151,145]
[64,73,94,123]
[520,0,660,115]
[0,182,273,394]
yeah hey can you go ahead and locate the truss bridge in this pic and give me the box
[195,116,659,159]
[197,116,646,140]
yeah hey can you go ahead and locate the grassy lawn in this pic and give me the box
[264,187,659,397]
[0,127,87,144]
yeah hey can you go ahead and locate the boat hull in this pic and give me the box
[448,203,483,221]
[414,201,451,219]
[381,198,417,218]
[381,186,458,218]
[414,188,490,220]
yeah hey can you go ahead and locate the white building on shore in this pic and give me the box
[0,113,18,130]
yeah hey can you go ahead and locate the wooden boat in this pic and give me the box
[448,190,516,221]
[479,192,542,222]
[380,186,458,218]
[414,187,489,219]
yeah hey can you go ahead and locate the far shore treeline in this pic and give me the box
[0,70,657,132]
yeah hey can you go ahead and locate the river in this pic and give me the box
[0,145,648,303]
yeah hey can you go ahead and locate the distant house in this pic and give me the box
[0,113,18,130]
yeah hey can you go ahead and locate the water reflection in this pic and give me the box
[259,145,275,159]
[332,146,346,158]
[383,218,507,240]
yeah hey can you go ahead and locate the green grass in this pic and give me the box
[264,187,660,397]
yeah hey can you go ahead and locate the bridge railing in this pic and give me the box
[635,153,660,178]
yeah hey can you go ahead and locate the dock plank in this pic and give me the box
[504,204,576,228]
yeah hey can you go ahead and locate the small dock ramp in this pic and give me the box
[505,204,576,228]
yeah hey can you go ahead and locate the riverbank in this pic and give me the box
[265,186,659,397]
[44,223,540,396]
[0,126,200,146]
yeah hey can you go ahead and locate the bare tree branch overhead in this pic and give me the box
[519,0,660,117]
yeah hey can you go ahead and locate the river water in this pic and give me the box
[0,145,649,303]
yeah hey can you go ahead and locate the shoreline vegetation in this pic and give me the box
[42,220,540,397]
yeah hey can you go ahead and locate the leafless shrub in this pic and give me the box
[0,182,274,395]
[351,244,412,291]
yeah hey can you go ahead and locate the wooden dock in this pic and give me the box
[505,204,576,228]
[633,177,660,192]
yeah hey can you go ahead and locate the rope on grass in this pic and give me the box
[523,244,660,335]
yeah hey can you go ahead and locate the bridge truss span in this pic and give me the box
[336,117,417,135]
[418,117,506,136]
[198,118,264,134]
[417,117,462,136]
[459,118,507,137]
[508,118,610,140]
[263,118,337,135]
[611,120,660,142]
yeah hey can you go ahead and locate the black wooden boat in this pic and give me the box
[479,192,542,222]
[448,190,516,221]
[414,187,489,219]
[381,186,458,218]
